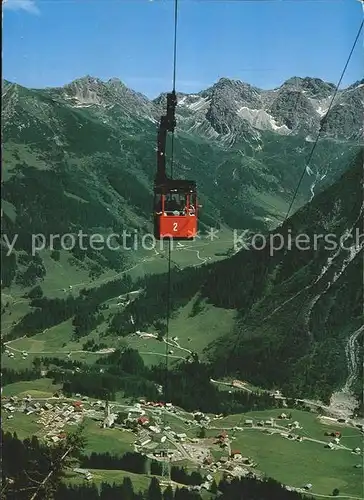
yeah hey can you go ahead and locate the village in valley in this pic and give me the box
[2,325,364,497]
[2,384,363,495]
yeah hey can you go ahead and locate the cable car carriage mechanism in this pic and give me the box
[153,91,198,240]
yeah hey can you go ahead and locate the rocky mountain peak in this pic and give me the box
[282,76,336,98]
[106,77,125,88]
[62,75,108,106]
[347,78,364,90]
[5,72,360,144]
[66,75,104,90]
[60,76,153,118]
[202,77,261,103]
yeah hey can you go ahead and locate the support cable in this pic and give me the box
[162,0,179,483]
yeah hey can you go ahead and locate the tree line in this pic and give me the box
[2,367,42,386]
[53,476,311,500]
[80,451,204,486]
[36,348,283,414]
[2,428,310,500]
[108,267,207,337]
[8,274,141,340]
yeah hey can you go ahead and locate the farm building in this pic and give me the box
[149,425,161,433]
[139,437,151,446]
[73,468,93,481]
[72,401,83,412]
[138,416,149,426]
[176,433,187,441]
[138,429,151,446]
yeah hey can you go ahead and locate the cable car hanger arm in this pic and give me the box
[155,91,177,183]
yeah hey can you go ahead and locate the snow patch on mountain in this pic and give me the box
[66,87,105,107]
[237,106,290,134]
[185,96,210,112]
[316,105,328,117]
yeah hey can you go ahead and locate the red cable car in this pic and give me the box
[154,179,197,240]
[153,92,198,240]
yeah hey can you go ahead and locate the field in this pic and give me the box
[2,412,41,439]
[166,301,236,358]
[208,409,363,498]
[215,409,363,447]
[2,378,62,398]
[2,226,234,308]
[2,228,236,373]
[65,469,211,496]
[126,300,235,366]
[65,469,161,493]
[3,296,235,371]
[233,430,361,497]
[81,418,136,455]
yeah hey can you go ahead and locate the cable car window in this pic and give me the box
[165,192,185,215]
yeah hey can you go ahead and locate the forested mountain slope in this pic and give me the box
[111,150,363,403]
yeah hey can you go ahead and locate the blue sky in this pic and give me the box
[3,0,363,98]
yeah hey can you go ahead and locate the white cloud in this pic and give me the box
[3,0,40,15]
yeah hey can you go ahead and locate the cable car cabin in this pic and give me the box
[154,179,197,240]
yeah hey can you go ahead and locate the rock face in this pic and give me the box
[35,73,362,143]
[171,76,364,142]
[4,74,363,147]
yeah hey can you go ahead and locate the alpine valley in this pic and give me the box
[1,75,363,499]
[2,74,363,388]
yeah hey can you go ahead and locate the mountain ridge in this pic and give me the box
[4,75,364,142]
